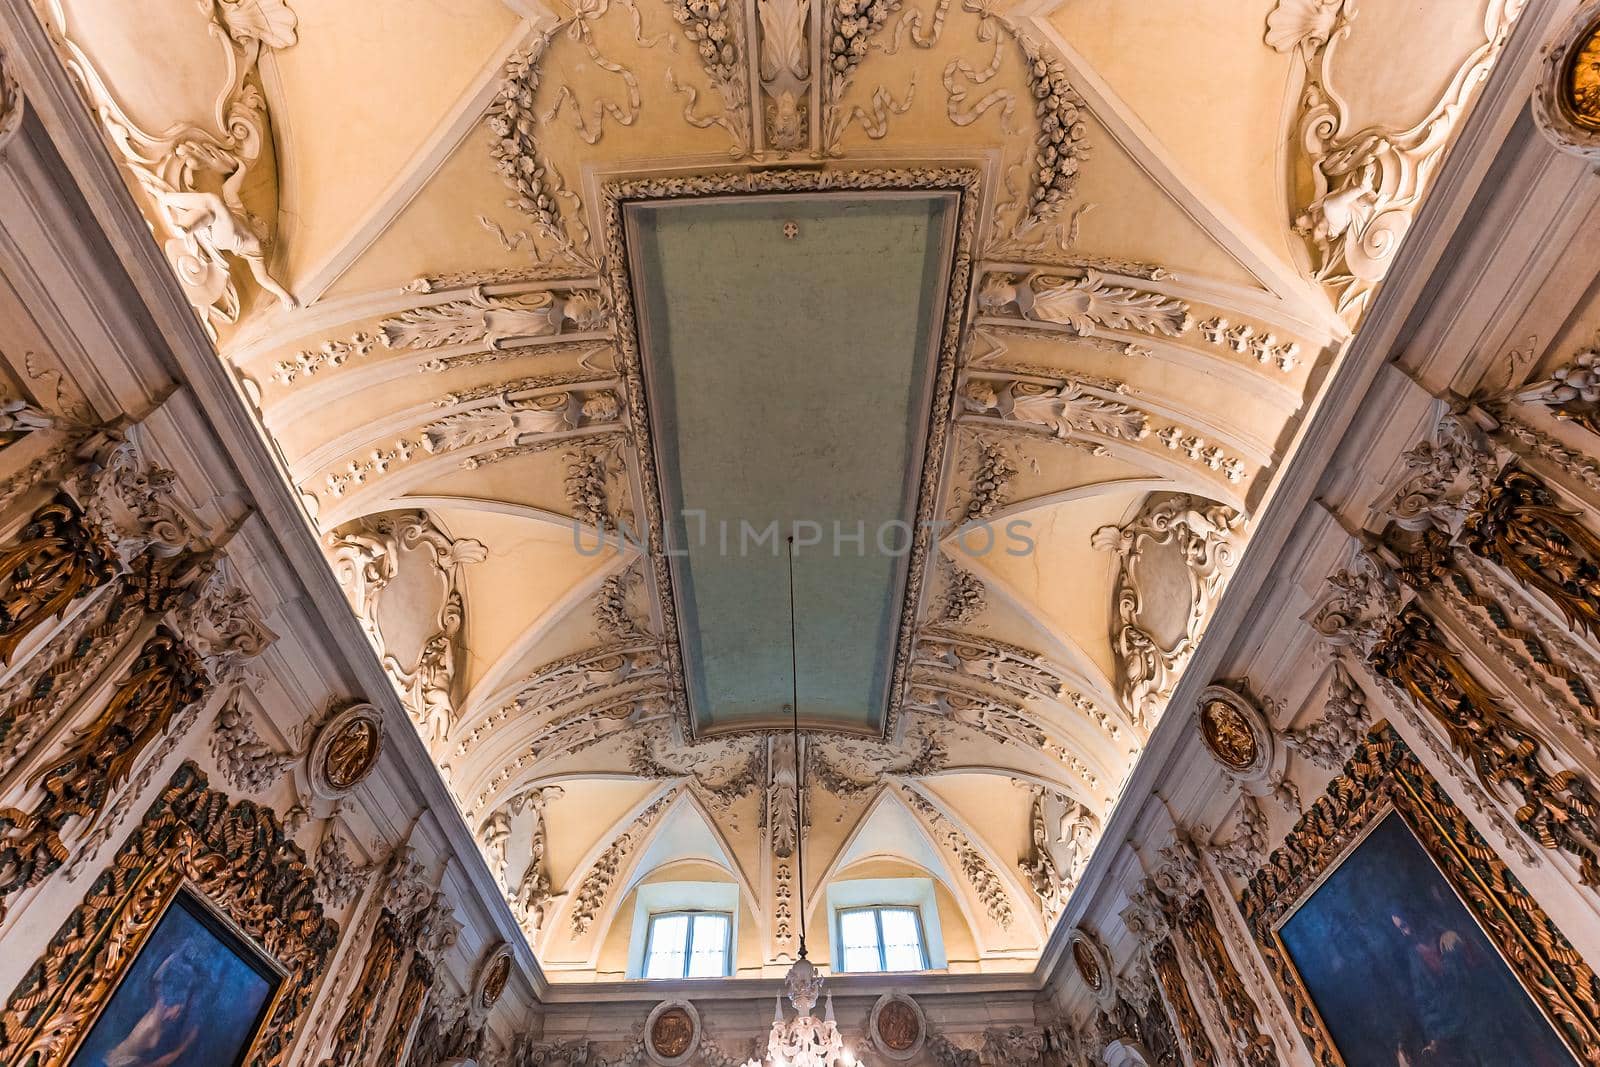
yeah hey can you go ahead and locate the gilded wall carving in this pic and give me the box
[0,627,209,919]
[0,761,338,1067]
[1239,723,1600,1067]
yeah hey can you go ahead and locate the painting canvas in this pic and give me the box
[1277,811,1579,1067]
[69,889,280,1067]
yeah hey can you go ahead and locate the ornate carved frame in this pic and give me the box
[599,167,982,741]
[1238,723,1600,1067]
[0,762,338,1067]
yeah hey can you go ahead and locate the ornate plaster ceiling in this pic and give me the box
[31,0,1526,980]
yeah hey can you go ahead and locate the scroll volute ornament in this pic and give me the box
[0,627,208,918]
[0,495,118,664]
[1371,605,1600,885]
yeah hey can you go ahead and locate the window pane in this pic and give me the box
[645,914,690,979]
[686,914,730,977]
[879,908,924,971]
[840,910,884,973]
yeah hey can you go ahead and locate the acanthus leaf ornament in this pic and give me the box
[978,271,1190,337]
[961,375,1148,445]
[0,494,118,665]
[380,285,609,351]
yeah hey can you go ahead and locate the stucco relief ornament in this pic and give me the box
[1018,786,1065,919]
[1533,1,1600,162]
[978,271,1190,337]
[211,691,294,792]
[1514,334,1600,435]
[1094,495,1244,727]
[0,42,23,155]
[308,702,384,800]
[1376,408,1502,535]
[46,0,299,328]
[757,0,811,153]
[1271,0,1525,316]
[380,286,608,351]
[962,377,1147,445]
[646,999,702,1066]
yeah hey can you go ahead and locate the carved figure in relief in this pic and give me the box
[757,0,811,152]
[380,287,607,351]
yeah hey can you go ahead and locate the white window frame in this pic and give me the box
[826,876,947,970]
[641,909,734,979]
[836,904,930,973]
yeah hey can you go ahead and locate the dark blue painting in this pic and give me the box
[1278,812,1578,1067]
[70,890,279,1067]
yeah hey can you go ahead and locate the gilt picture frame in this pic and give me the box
[67,885,285,1067]
[0,762,338,1067]
[1238,722,1600,1067]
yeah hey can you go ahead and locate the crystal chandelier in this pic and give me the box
[742,541,856,1067]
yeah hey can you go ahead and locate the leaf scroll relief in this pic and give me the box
[0,628,210,920]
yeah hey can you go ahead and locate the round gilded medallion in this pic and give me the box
[481,954,511,1009]
[1072,938,1103,992]
[308,703,385,801]
[1535,3,1600,161]
[1564,14,1600,132]
[652,1009,692,1057]
[1199,697,1259,772]
[644,1000,700,1066]
[869,993,926,1061]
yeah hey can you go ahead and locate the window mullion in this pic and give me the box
[876,908,887,973]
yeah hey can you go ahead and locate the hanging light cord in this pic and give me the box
[787,536,808,960]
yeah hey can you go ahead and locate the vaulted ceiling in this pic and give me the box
[33,0,1525,981]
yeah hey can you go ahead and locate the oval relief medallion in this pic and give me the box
[1564,14,1600,132]
[869,993,926,1061]
[1535,2,1600,161]
[1072,937,1103,992]
[309,703,384,800]
[644,1000,700,1066]
[480,952,511,1010]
